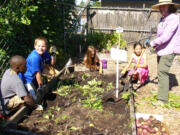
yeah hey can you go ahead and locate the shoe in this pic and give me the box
[35,105,44,111]
[136,81,141,87]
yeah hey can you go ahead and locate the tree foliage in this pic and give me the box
[0,0,77,56]
[90,1,101,7]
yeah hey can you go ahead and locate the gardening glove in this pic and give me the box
[49,45,57,57]
[121,69,126,75]
[144,39,150,48]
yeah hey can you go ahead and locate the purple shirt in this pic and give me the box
[150,13,180,56]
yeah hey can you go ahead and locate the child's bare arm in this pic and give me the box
[122,55,133,73]
[83,54,89,67]
[99,61,103,74]
[51,56,56,66]
[35,71,43,87]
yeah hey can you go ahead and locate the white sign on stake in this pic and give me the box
[116,27,124,33]
[114,26,125,99]
[110,48,127,62]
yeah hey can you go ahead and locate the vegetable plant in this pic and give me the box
[81,73,90,81]
[142,92,180,109]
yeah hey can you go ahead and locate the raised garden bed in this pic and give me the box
[14,71,132,135]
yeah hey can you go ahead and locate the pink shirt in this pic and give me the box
[150,13,180,56]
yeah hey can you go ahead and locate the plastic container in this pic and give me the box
[101,59,107,69]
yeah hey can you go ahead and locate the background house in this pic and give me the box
[101,0,180,8]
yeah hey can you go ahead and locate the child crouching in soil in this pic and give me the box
[0,55,35,115]
[121,42,149,85]
[83,46,103,74]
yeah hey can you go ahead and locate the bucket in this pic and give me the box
[101,59,107,69]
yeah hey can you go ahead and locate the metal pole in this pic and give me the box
[116,29,120,98]
[116,54,119,98]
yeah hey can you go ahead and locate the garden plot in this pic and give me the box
[17,71,132,135]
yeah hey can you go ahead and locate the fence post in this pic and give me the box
[86,6,90,35]
[62,0,66,51]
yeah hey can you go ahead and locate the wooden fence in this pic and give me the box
[87,7,180,44]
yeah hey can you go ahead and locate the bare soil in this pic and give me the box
[17,71,132,135]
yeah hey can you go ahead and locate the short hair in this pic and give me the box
[168,5,177,13]
[34,37,48,46]
[133,42,142,50]
[9,55,25,69]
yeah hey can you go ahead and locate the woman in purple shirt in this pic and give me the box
[150,0,180,103]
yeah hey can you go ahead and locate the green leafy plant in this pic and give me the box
[43,109,55,120]
[142,92,180,108]
[57,85,72,97]
[87,79,103,87]
[55,77,105,111]
[54,114,70,124]
[107,82,114,91]
[82,73,90,81]
[61,114,70,121]
[122,92,131,101]
[82,96,103,111]
[87,32,127,52]
[70,126,78,130]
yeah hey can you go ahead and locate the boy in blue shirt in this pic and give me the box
[22,37,58,103]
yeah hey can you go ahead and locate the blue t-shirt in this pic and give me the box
[22,50,51,84]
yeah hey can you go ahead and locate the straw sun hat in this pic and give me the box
[152,0,180,9]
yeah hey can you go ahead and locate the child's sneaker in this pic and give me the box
[136,81,141,87]
[35,105,43,111]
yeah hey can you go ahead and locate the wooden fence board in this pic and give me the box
[87,7,180,43]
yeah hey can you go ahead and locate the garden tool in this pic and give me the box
[64,58,72,75]
[144,27,157,54]
[49,58,73,78]
[91,76,133,104]
[49,45,57,56]
[120,68,127,78]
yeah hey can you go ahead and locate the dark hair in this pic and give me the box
[9,55,25,70]
[133,42,142,50]
[168,5,177,13]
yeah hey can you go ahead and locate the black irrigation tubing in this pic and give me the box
[3,128,43,135]
[91,87,124,104]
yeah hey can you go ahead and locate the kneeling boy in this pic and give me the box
[0,55,35,115]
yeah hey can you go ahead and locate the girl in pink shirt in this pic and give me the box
[122,42,149,85]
